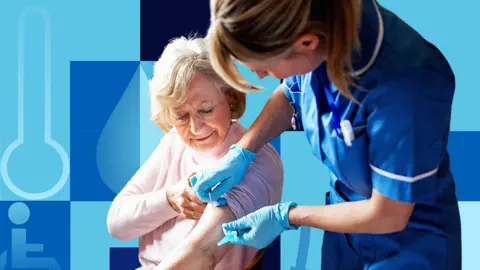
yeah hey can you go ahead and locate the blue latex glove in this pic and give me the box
[189,175,228,207]
[190,144,256,202]
[222,202,298,249]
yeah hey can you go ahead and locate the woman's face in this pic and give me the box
[171,73,232,151]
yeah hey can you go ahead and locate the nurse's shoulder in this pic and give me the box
[366,12,455,104]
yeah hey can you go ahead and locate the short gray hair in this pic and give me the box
[149,36,246,132]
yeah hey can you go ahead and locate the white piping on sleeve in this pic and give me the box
[370,164,438,183]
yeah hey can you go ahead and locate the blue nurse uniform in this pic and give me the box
[282,0,462,269]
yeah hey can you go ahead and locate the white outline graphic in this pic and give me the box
[1,7,69,200]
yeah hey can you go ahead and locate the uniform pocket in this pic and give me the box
[334,125,372,198]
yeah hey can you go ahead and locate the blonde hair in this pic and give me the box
[149,36,246,133]
[208,0,362,101]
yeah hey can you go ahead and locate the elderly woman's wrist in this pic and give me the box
[166,187,180,213]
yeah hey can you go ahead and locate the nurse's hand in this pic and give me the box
[221,202,298,249]
[190,145,256,202]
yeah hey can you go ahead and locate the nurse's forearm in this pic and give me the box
[237,85,293,153]
[288,190,414,234]
[288,201,389,234]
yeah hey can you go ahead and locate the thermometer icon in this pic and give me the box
[1,7,69,200]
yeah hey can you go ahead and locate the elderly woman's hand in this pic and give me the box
[167,174,207,220]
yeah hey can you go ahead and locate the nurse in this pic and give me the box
[192,0,462,268]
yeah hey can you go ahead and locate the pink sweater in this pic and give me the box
[107,122,283,270]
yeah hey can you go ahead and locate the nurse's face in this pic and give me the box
[239,33,327,79]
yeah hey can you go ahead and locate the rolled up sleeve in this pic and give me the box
[223,144,283,218]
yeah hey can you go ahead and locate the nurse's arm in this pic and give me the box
[155,204,238,270]
[288,189,415,234]
[237,84,293,153]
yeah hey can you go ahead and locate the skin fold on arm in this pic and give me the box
[156,204,239,270]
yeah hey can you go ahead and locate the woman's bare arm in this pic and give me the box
[156,204,238,270]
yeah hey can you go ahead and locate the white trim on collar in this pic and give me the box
[351,0,385,77]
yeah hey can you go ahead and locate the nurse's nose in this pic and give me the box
[190,115,205,134]
[255,71,268,79]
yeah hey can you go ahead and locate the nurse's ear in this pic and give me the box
[293,33,324,52]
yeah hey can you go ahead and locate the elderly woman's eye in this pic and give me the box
[199,107,215,115]
[174,114,189,122]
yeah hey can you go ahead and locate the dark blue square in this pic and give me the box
[448,131,480,201]
[110,247,141,270]
[262,236,281,270]
[0,201,70,270]
[108,244,281,270]
[140,0,210,61]
[270,136,281,156]
[70,62,141,201]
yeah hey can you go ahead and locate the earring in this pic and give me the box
[230,103,237,122]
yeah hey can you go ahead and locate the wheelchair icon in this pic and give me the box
[1,202,61,270]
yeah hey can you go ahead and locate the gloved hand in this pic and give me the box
[190,144,256,202]
[222,202,298,249]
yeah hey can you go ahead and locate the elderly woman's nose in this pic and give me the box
[189,115,205,134]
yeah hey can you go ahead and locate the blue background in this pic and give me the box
[0,0,479,269]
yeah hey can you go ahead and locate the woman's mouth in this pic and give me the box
[193,132,213,142]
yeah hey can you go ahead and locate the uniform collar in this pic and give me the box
[351,0,384,77]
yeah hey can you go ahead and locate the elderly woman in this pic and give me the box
[106,36,283,270]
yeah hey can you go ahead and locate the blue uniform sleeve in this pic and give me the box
[367,69,454,203]
[281,76,299,101]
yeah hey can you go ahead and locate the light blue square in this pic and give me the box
[281,132,331,270]
[0,0,140,201]
[70,202,138,270]
[459,202,480,268]
[235,63,281,128]
[380,0,480,131]
[139,61,165,165]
